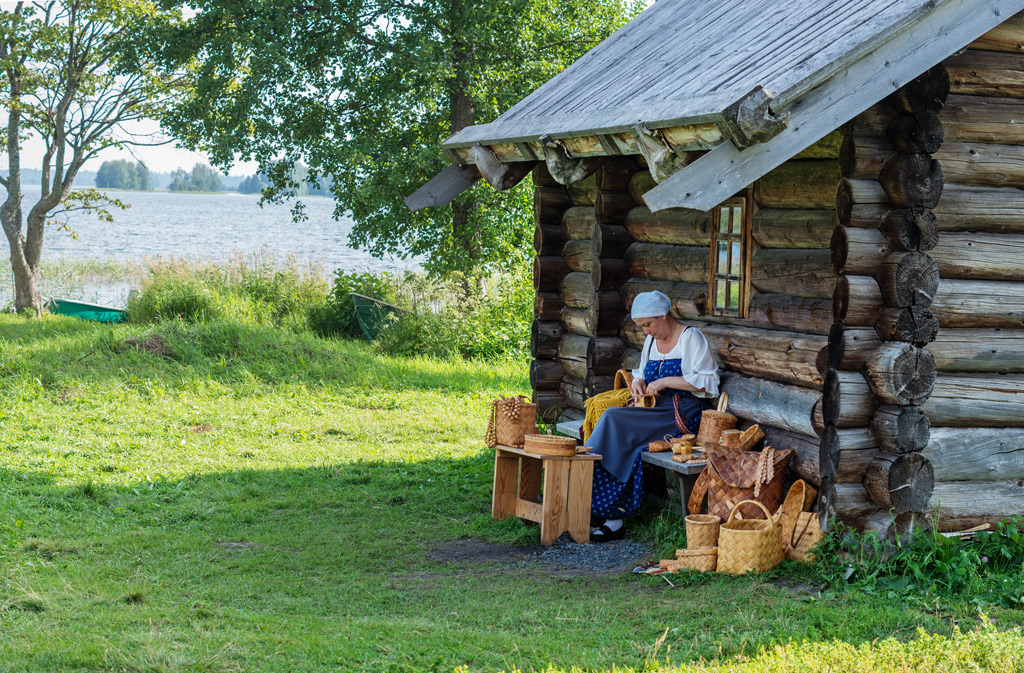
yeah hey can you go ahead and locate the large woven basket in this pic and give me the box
[716,499,783,575]
[486,396,538,448]
[676,546,718,572]
[776,479,818,549]
[696,393,737,450]
[787,512,824,562]
[685,514,721,549]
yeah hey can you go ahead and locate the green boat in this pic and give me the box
[49,298,126,323]
[349,292,404,341]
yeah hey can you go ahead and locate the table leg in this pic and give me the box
[492,449,518,521]
[519,454,542,502]
[677,473,699,515]
[566,460,595,544]
[540,459,570,545]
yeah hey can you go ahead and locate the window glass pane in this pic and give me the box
[719,207,730,233]
[730,242,741,275]
[731,206,743,234]
[718,241,727,273]
[730,281,740,308]
[716,279,727,309]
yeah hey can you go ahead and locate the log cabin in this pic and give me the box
[408,0,1024,538]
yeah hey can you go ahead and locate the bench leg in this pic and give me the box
[566,461,594,544]
[492,449,519,521]
[676,473,699,515]
[540,459,570,545]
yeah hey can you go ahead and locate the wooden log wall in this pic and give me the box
[531,159,641,418]
[823,23,1024,535]
[820,67,949,536]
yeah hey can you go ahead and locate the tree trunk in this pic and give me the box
[530,359,563,390]
[720,372,820,437]
[534,224,567,255]
[874,252,939,308]
[534,292,564,321]
[864,343,936,406]
[939,94,1024,144]
[946,50,1024,98]
[562,239,592,272]
[970,14,1024,53]
[833,275,884,326]
[931,481,1024,532]
[559,272,593,308]
[836,178,890,227]
[587,336,627,376]
[870,404,930,454]
[864,453,934,512]
[934,183,1024,233]
[935,141,1024,189]
[823,369,877,427]
[928,232,1024,281]
[559,375,586,410]
[588,291,626,337]
[566,174,597,207]
[879,207,938,252]
[592,257,630,292]
[592,223,632,259]
[558,334,590,379]
[887,111,944,154]
[561,206,596,240]
[750,249,836,299]
[534,255,570,291]
[754,160,841,209]
[888,64,949,113]
[923,427,1024,482]
[819,426,877,483]
[531,320,564,358]
[926,328,1024,372]
[752,209,835,248]
[924,373,1024,426]
[828,324,883,370]
[624,242,710,284]
[878,154,944,209]
[624,206,712,246]
[619,278,708,319]
[627,171,656,206]
[874,306,939,345]
[840,135,893,181]
[699,323,825,389]
[831,226,892,275]
[758,425,821,486]
[931,279,1024,328]
[560,306,591,337]
[595,191,635,224]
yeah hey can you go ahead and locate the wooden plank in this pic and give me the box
[927,328,1024,372]
[541,459,571,545]
[405,164,481,211]
[932,481,1024,531]
[492,450,519,521]
[923,427,1024,481]
[644,0,1024,212]
[720,372,820,437]
[924,373,1024,427]
[567,462,595,543]
[514,498,544,523]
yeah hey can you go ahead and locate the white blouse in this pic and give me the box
[631,327,720,399]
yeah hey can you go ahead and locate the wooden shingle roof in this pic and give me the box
[411,0,1024,213]
[446,0,940,147]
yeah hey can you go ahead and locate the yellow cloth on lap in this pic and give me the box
[582,388,633,441]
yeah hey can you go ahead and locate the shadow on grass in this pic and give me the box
[0,451,967,673]
[0,316,528,395]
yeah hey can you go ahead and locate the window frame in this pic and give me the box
[708,192,754,318]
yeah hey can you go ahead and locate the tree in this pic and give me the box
[95,159,151,190]
[0,1,179,313]
[153,0,640,277]
[168,163,221,192]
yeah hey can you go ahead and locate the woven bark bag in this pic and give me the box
[687,447,793,520]
[485,396,538,448]
[716,500,784,575]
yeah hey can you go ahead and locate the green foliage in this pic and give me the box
[95,159,151,190]
[125,256,328,330]
[149,0,642,277]
[314,270,399,339]
[373,269,533,359]
[813,517,1024,609]
[0,0,183,309]
[169,163,222,192]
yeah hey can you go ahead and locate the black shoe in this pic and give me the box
[591,523,626,543]
[590,513,607,527]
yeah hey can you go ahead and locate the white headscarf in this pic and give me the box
[630,290,672,319]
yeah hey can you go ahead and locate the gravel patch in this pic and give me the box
[525,533,653,573]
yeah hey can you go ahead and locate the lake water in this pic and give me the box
[10,187,422,307]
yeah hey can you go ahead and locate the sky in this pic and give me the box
[21,119,260,176]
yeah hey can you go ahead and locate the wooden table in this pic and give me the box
[491,445,602,545]
[640,450,707,515]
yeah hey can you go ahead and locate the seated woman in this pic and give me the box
[586,290,719,542]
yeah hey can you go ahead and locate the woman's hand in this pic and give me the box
[646,378,666,395]
[630,377,647,403]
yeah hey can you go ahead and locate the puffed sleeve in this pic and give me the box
[681,329,719,398]
[632,334,653,381]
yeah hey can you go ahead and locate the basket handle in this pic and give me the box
[717,392,729,413]
[726,499,775,526]
[614,369,633,390]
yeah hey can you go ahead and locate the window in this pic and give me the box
[709,194,752,317]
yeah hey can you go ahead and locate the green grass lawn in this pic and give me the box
[0,316,1020,672]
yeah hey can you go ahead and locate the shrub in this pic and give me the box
[813,515,1024,608]
[313,270,398,338]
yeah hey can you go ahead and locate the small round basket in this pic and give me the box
[685,514,721,549]
[695,410,738,450]
[647,440,671,453]
[523,434,577,456]
[675,546,718,573]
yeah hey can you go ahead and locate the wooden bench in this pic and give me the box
[555,419,706,515]
[491,444,602,545]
